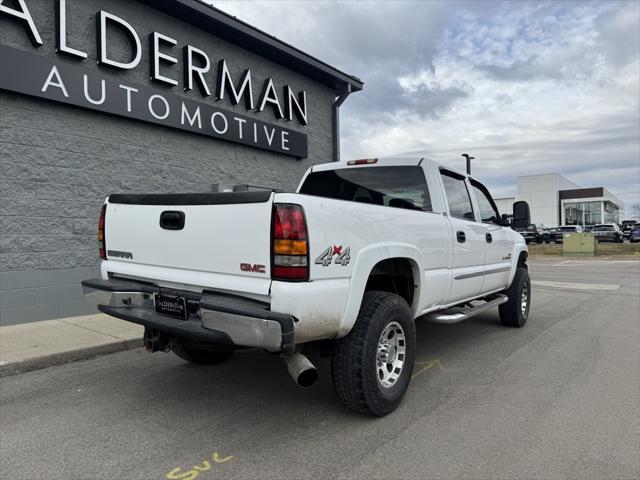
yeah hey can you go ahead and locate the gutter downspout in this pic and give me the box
[332,84,352,162]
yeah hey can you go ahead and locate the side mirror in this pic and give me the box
[513,201,530,229]
[501,214,512,228]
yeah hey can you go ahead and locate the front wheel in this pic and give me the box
[499,267,531,327]
[331,291,416,416]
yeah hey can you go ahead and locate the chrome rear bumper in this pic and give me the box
[81,278,294,354]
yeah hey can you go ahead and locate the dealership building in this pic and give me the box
[494,173,624,229]
[0,0,363,325]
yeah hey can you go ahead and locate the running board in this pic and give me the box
[427,294,509,324]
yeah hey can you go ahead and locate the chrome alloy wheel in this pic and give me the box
[376,321,406,388]
[521,282,529,316]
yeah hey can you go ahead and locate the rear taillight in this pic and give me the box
[98,204,106,259]
[271,204,309,281]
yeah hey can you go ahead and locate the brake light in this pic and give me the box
[98,205,106,259]
[272,204,309,281]
[347,158,378,165]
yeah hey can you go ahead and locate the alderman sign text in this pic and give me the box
[0,0,309,158]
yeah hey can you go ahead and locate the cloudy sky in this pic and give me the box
[213,0,640,213]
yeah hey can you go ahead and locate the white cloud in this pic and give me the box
[213,0,640,215]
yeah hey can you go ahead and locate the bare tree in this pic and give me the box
[631,202,640,219]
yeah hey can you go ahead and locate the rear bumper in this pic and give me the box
[81,278,294,354]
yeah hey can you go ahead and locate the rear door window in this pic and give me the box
[299,166,432,211]
[440,170,475,220]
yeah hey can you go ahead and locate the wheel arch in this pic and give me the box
[337,244,423,337]
[507,245,529,287]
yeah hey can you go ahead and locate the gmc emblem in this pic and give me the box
[240,263,266,274]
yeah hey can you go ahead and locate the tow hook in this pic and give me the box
[283,352,318,387]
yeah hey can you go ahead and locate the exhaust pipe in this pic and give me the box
[283,353,318,387]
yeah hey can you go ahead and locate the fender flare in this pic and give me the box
[507,244,529,287]
[337,243,424,337]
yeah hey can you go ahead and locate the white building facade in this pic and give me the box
[494,173,623,228]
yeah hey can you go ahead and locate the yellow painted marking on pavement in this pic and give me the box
[212,453,234,463]
[192,461,211,472]
[166,452,235,480]
[412,358,443,378]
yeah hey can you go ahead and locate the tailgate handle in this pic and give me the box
[159,211,185,230]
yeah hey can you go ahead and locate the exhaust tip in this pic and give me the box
[284,352,318,387]
[297,368,318,387]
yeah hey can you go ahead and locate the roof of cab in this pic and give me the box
[309,157,474,179]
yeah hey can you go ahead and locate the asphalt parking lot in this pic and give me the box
[1,259,639,479]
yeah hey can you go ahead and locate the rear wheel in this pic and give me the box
[499,267,531,327]
[172,342,234,365]
[331,291,416,416]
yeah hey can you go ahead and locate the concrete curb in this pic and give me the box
[0,338,143,378]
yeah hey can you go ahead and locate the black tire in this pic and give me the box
[499,266,531,327]
[172,342,234,365]
[331,291,416,416]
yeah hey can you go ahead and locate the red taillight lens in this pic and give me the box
[273,208,307,240]
[272,204,309,281]
[98,205,106,259]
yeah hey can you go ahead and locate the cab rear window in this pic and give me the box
[299,166,432,211]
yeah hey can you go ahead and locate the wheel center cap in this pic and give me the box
[387,345,397,363]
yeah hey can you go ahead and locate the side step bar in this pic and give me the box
[428,294,509,324]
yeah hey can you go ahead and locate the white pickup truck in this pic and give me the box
[82,157,532,416]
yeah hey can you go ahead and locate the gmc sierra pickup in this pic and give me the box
[82,157,532,416]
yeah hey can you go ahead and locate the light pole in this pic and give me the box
[461,153,474,175]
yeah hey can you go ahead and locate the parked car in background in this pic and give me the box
[621,220,638,240]
[554,225,584,243]
[517,224,543,244]
[629,224,640,243]
[538,224,555,243]
[592,224,624,243]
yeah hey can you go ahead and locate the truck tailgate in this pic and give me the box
[103,192,274,295]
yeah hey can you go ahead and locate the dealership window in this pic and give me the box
[564,201,605,226]
[583,202,602,226]
[603,202,619,224]
[564,202,583,225]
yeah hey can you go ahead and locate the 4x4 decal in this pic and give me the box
[315,245,351,267]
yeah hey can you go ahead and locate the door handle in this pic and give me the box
[456,231,466,243]
[486,233,493,243]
